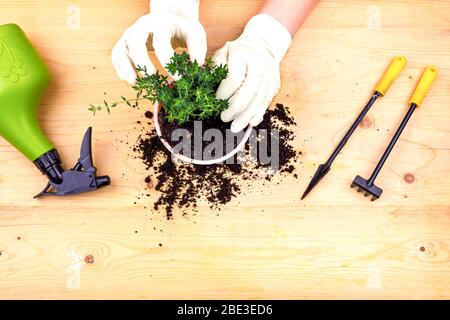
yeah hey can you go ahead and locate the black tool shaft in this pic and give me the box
[326,92,381,165]
[368,104,417,185]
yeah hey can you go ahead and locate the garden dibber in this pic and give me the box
[301,56,407,200]
[351,66,438,200]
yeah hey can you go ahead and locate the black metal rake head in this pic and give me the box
[351,175,383,201]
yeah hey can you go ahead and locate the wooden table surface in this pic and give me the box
[0,0,449,299]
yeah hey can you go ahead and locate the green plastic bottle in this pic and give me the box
[0,23,54,161]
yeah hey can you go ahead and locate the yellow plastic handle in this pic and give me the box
[409,66,438,107]
[374,56,407,96]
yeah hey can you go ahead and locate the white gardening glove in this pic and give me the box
[112,0,207,84]
[213,14,292,133]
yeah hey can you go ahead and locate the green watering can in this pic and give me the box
[0,24,110,197]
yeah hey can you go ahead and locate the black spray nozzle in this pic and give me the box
[34,127,110,197]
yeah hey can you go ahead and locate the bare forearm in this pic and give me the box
[261,0,318,35]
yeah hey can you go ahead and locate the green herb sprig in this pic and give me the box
[91,52,229,124]
[88,95,143,115]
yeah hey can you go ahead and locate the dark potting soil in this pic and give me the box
[135,103,301,219]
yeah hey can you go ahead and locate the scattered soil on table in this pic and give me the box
[144,111,153,119]
[134,103,301,219]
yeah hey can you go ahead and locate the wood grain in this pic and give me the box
[0,0,449,299]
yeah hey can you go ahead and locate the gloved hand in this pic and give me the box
[213,14,292,133]
[112,0,207,84]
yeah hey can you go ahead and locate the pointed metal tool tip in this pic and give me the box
[301,190,309,200]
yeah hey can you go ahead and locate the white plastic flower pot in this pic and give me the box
[153,102,252,165]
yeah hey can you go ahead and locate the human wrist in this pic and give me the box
[261,0,318,35]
